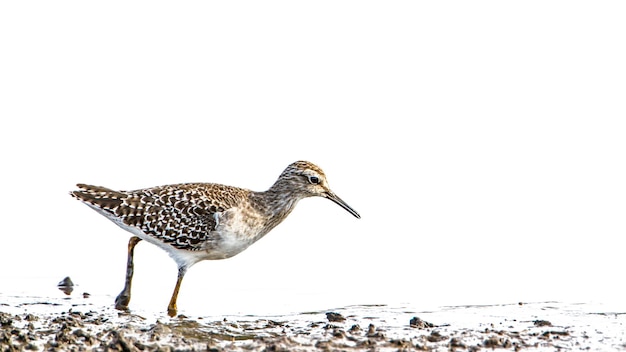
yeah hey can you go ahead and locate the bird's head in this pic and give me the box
[274,161,361,219]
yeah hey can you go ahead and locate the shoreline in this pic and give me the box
[2,298,625,351]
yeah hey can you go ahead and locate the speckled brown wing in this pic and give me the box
[71,183,244,251]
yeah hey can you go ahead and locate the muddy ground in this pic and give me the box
[1,298,625,351]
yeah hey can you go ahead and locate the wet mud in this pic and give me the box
[2,298,625,351]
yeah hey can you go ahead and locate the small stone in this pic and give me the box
[410,317,435,329]
[57,276,74,295]
[542,330,569,337]
[326,312,345,322]
[427,330,447,343]
[315,340,332,349]
[58,277,74,287]
[533,320,552,327]
[356,339,376,347]
[0,314,12,327]
[348,324,361,333]
[484,336,510,348]
[366,324,385,339]
[332,329,346,338]
[390,339,412,348]
[449,337,466,349]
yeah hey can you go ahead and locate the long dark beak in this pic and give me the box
[325,191,361,219]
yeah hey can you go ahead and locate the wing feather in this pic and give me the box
[71,183,246,250]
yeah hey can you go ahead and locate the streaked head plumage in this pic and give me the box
[273,161,360,218]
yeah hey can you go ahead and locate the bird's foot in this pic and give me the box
[167,305,177,317]
[114,293,131,310]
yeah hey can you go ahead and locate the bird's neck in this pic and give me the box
[250,181,302,233]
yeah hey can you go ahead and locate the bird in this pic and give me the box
[70,160,360,317]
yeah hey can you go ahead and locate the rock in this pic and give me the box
[542,330,569,337]
[108,330,133,352]
[426,330,447,343]
[410,317,435,329]
[449,337,466,349]
[348,324,361,333]
[57,276,74,287]
[332,328,346,338]
[57,276,74,296]
[366,324,385,339]
[533,319,552,327]
[390,339,412,348]
[0,313,12,327]
[484,335,512,348]
[326,312,346,322]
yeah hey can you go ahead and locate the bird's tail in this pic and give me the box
[70,184,127,212]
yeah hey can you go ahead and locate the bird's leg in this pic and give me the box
[114,236,142,310]
[167,266,187,317]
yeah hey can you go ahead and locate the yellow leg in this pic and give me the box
[114,236,142,310]
[167,267,187,317]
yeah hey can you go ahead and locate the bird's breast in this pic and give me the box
[201,208,269,260]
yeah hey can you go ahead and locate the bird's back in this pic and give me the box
[71,183,248,251]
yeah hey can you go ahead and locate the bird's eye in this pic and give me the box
[308,176,320,184]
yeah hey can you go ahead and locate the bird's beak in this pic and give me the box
[325,191,361,219]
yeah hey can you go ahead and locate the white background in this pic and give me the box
[1,1,625,315]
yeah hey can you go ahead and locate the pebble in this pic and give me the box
[57,277,74,296]
[410,316,435,329]
[325,312,346,322]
